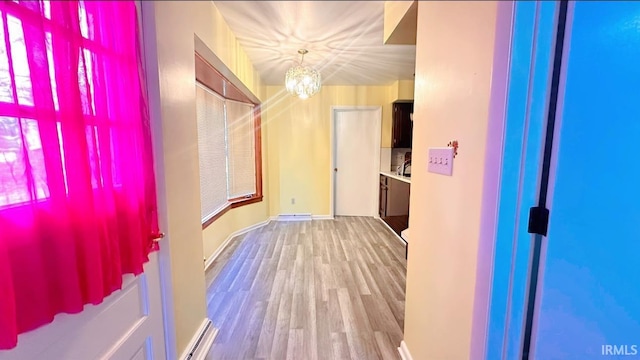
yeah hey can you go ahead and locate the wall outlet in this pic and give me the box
[427,147,455,176]
[291,198,295,205]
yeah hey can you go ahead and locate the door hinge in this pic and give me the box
[527,206,550,236]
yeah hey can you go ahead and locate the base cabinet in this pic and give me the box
[379,175,410,236]
[379,175,388,217]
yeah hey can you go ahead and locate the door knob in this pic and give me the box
[334,168,338,172]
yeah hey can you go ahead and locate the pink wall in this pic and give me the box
[402,2,502,359]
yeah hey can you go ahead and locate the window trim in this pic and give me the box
[195,53,262,229]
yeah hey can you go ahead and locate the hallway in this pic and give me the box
[205,217,407,360]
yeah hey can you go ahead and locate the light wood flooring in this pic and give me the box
[204,216,407,360]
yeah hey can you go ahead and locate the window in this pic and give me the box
[195,54,262,227]
[225,99,256,199]
[196,84,228,218]
[0,7,60,207]
[0,1,159,350]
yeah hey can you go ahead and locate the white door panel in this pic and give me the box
[334,108,381,216]
[129,345,150,360]
[0,252,166,360]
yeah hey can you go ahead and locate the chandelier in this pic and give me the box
[285,49,321,99]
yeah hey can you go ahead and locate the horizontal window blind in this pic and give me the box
[196,82,228,222]
[225,99,256,199]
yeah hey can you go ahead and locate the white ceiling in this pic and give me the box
[213,1,416,86]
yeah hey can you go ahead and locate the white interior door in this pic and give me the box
[333,107,381,216]
[0,252,167,360]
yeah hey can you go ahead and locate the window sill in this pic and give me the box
[201,195,263,230]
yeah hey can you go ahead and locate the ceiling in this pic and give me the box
[213,1,416,86]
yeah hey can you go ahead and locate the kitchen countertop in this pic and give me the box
[380,171,411,184]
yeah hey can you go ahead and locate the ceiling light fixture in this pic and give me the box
[285,49,321,99]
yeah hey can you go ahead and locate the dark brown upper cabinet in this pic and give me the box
[392,100,414,148]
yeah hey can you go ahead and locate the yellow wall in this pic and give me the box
[202,196,269,260]
[389,80,415,102]
[396,80,415,100]
[402,1,499,359]
[265,85,393,216]
[263,79,415,217]
[143,1,267,356]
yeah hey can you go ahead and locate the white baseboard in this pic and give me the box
[400,228,410,242]
[204,218,271,271]
[398,341,414,360]
[377,218,408,246]
[312,215,334,220]
[179,318,218,360]
[276,213,312,221]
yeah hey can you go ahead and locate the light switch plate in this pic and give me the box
[428,147,454,176]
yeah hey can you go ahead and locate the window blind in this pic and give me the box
[225,99,256,198]
[196,82,228,221]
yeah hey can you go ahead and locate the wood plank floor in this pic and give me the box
[204,216,407,360]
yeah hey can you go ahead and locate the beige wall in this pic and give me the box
[402,1,499,359]
[383,1,417,45]
[143,1,266,355]
[265,85,393,216]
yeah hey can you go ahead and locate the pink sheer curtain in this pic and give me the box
[0,0,159,349]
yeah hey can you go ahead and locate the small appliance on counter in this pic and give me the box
[403,163,411,177]
[396,151,412,177]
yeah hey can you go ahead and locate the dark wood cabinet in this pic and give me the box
[379,174,410,237]
[379,175,388,217]
[392,100,414,148]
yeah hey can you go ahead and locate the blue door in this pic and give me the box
[487,2,640,359]
[530,1,640,358]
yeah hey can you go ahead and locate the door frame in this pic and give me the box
[329,106,382,218]
[523,2,573,358]
[0,3,172,359]
[140,2,176,359]
[481,1,569,359]
[469,1,515,358]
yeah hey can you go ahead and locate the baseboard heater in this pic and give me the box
[183,319,218,360]
[277,213,312,221]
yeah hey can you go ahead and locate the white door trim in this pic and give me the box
[141,2,176,358]
[469,2,515,359]
[329,106,382,218]
[398,340,414,360]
